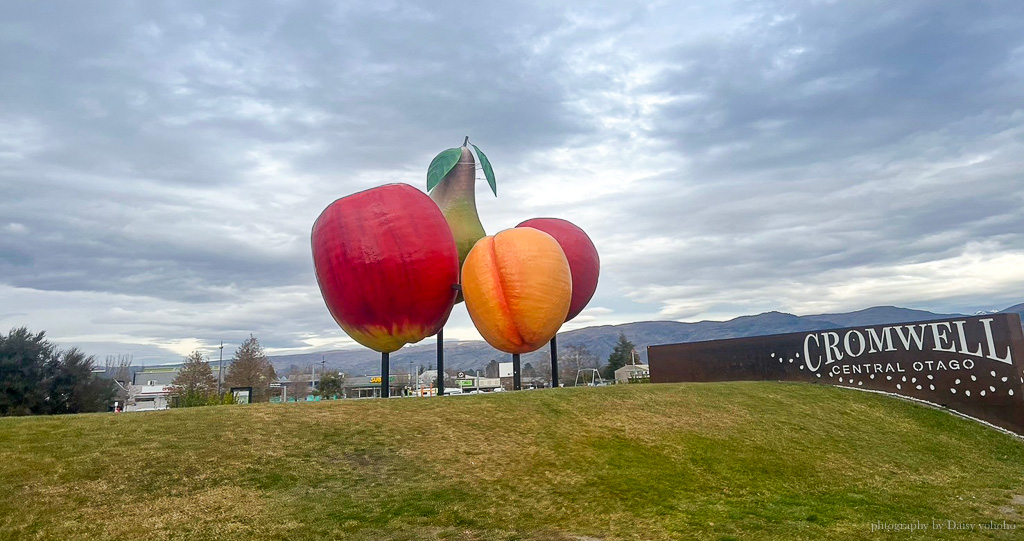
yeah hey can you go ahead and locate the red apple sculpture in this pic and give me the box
[516,218,600,322]
[312,183,459,353]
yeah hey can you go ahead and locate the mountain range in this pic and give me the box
[270,303,1024,377]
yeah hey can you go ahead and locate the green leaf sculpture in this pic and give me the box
[471,143,497,197]
[427,147,462,192]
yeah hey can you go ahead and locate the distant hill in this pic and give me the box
[804,305,961,327]
[1001,302,1024,317]
[270,303,1024,377]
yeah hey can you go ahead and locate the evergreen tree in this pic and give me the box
[47,347,114,414]
[224,335,276,402]
[318,373,344,399]
[602,333,636,380]
[170,351,218,407]
[1,328,113,415]
[0,328,53,415]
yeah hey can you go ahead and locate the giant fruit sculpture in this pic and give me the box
[311,183,459,353]
[461,227,572,354]
[310,139,601,395]
[517,218,600,322]
[427,137,497,268]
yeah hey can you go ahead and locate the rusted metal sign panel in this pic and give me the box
[648,314,1024,434]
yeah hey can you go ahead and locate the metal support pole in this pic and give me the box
[381,352,390,398]
[437,328,445,397]
[512,353,521,390]
[550,335,559,388]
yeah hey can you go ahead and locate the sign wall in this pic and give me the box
[648,314,1024,434]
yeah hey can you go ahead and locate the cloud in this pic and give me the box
[1,1,1022,362]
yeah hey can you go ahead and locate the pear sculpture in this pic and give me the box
[427,137,497,301]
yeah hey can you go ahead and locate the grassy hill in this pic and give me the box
[3,383,1024,540]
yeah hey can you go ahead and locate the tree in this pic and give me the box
[47,348,116,414]
[103,354,133,410]
[522,362,538,379]
[0,328,53,415]
[224,335,276,402]
[484,359,500,378]
[318,372,344,399]
[1,328,113,416]
[103,354,133,386]
[559,344,599,385]
[602,333,636,380]
[170,351,218,407]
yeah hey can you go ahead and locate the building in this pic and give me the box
[124,359,233,411]
[343,373,416,398]
[132,360,229,387]
[614,364,650,384]
[453,376,503,393]
[129,385,173,411]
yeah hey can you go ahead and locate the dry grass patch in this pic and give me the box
[3,382,1024,540]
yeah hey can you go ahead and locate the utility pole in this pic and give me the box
[218,341,224,396]
[320,357,326,398]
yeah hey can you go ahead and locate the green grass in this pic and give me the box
[3,382,1024,540]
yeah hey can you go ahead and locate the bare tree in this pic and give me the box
[104,354,134,409]
[103,354,133,387]
[560,344,599,386]
[484,359,500,378]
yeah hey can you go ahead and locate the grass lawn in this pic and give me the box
[2,382,1024,540]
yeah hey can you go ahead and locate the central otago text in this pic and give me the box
[803,318,1013,372]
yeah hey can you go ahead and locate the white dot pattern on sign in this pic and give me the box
[930,385,935,391]
[796,353,800,358]
[916,385,922,390]
[887,376,892,381]
[789,359,793,363]
[992,371,997,377]
[990,386,996,392]
[927,375,934,380]
[966,390,971,397]
[955,379,961,385]
[971,375,977,382]
[858,381,863,386]
[897,384,902,390]
[902,376,907,382]
[1011,389,1016,396]
[981,390,987,396]
[952,388,957,394]
[1002,377,1009,382]
[816,374,821,378]
[912,377,917,383]
[870,374,875,379]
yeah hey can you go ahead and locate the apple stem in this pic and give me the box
[463,135,469,147]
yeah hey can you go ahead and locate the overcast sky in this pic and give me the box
[2,1,1023,364]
